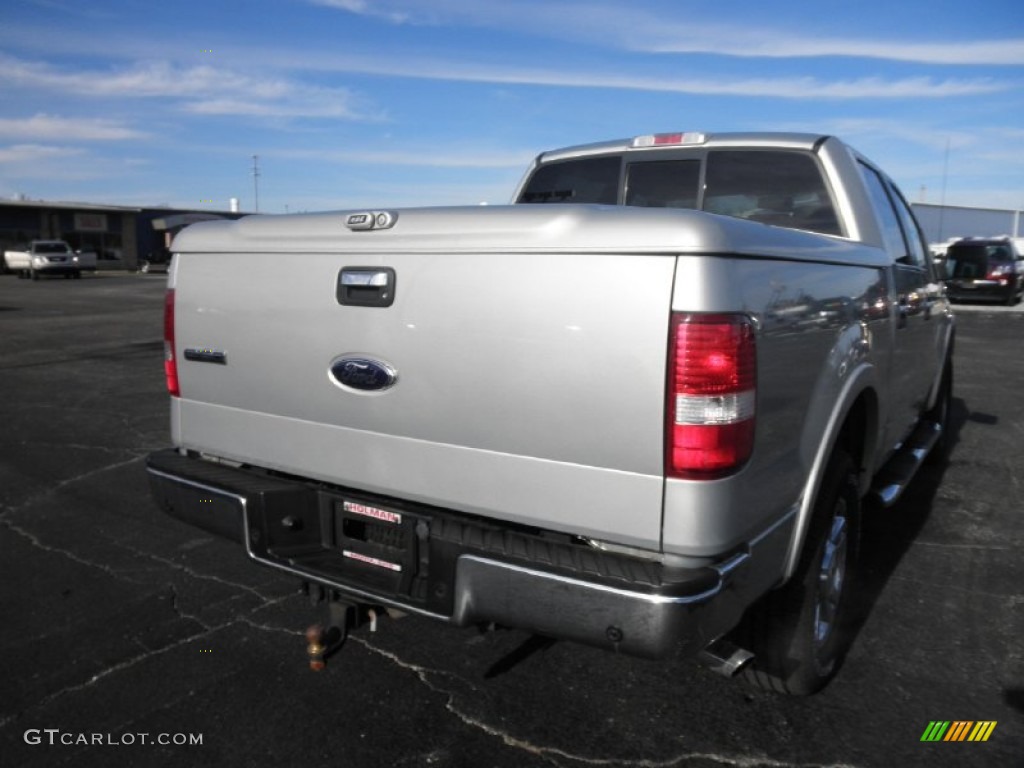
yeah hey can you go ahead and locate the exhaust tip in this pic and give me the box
[698,639,754,678]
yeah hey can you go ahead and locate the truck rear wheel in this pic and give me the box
[739,448,860,695]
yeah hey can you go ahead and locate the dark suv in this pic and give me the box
[943,237,1023,305]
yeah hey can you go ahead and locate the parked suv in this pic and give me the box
[943,237,1023,305]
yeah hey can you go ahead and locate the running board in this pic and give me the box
[869,419,942,507]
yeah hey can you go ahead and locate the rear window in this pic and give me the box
[518,149,841,236]
[625,160,701,209]
[703,151,840,235]
[35,242,71,254]
[518,156,620,204]
[946,243,1015,279]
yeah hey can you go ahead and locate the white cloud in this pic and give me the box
[636,27,1024,66]
[0,54,379,121]
[11,47,999,115]
[183,98,366,119]
[0,114,146,141]
[309,0,412,24]
[306,0,1024,66]
[273,51,1008,100]
[313,0,369,12]
[0,144,85,164]
[773,118,978,153]
[275,146,533,168]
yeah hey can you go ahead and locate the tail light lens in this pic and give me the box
[163,289,180,397]
[667,313,756,478]
[988,264,1012,281]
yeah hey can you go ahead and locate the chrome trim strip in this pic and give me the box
[456,554,727,605]
[747,506,798,549]
[146,466,245,505]
[714,550,750,581]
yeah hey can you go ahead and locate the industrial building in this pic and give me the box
[912,202,1023,248]
[0,199,244,272]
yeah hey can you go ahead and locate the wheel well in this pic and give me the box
[834,390,877,494]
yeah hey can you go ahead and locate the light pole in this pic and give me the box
[937,138,950,242]
[252,154,260,213]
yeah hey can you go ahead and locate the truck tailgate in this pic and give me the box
[170,208,680,549]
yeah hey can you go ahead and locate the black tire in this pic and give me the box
[740,448,860,695]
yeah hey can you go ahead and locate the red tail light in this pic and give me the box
[164,289,180,397]
[987,263,1012,282]
[667,313,756,478]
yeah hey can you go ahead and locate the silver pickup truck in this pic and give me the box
[147,132,954,694]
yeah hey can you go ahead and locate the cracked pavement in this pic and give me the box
[0,274,1021,767]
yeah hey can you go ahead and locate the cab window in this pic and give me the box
[859,162,908,262]
[518,156,620,204]
[704,151,841,236]
[625,160,700,209]
[888,183,931,270]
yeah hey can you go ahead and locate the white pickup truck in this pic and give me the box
[3,240,96,279]
[147,132,954,694]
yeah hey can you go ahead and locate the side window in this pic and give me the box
[703,151,841,236]
[887,182,931,270]
[624,160,701,209]
[518,156,621,204]
[858,163,909,262]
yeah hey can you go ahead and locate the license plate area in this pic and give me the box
[249,488,430,603]
[330,498,427,594]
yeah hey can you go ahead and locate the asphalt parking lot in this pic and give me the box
[0,273,1021,768]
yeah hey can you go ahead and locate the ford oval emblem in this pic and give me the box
[330,357,397,392]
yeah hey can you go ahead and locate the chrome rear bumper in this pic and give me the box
[146,448,751,658]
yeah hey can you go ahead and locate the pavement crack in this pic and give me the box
[914,540,1013,551]
[236,616,304,636]
[15,439,130,456]
[890,573,1022,601]
[166,585,214,631]
[112,538,275,601]
[1,516,148,586]
[0,591,297,732]
[0,454,146,518]
[0,622,220,732]
[43,454,146,495]
[350,637,863,768]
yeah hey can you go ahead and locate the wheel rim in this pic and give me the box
[814,505,848,649]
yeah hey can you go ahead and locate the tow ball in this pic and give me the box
[302,583,395,670]
[305,600,354,672]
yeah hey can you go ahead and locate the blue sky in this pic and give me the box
[1,0,1022,213]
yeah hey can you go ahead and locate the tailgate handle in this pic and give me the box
[337,267,396,308]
